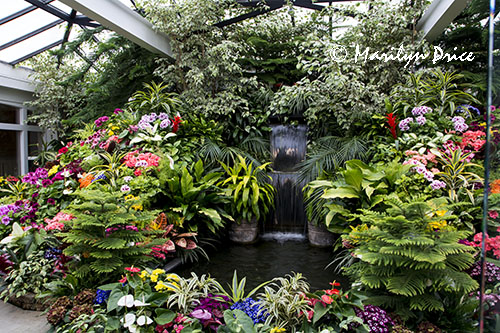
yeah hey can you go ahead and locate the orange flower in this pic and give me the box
[491,179,500,194]
[79,173,94,188]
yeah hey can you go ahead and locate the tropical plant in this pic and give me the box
[257,273,311,330]
[57,189,156,284]
[392,69,480,116]
[89,151,128,187]
[343,199,478,319]
[219,155,275,223]
[128,81,180,115]
[297,136,369,183]
[213,270,270,303]
[159,159,232,233]
[304,160,410,232]
[432,147,483,202]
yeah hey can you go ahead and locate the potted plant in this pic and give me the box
[219,155,275,244]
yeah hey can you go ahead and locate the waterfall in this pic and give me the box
[265,124,307,234]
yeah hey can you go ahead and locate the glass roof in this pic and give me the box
[0,0,136,66]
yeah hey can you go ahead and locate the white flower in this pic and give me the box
[120,313,136,330]
[167,155,174,170]
[63,189,72,195]
[62,170,71,178]
[133,299,150,307]
[136,315,153,326]
[118,294,134,308]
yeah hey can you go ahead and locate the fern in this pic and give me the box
[344,199,478,318]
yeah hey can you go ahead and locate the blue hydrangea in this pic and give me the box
[230,298,268,324]
[94,289,111,305]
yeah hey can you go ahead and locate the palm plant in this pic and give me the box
[31,139,57,168]
[297,136,368,183]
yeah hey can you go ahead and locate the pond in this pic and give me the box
[177,233,348,291]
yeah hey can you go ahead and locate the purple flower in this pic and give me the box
[47,198,56,205]
[123,176,133,183]
[2,216,11,225]
[138,120,152,130]
[191,309,212,320]
[114,108,123,114]
[149,113,158,121]
[423,170,434,181]
[42,179,53,187]
[416,115,426,125]
[159,113,169,120]
[32,192,39,199]
[160,119,171,129]
[411,106,432,116]
[120,185,131,192]
[430,180,446,190]
[399,117,413,131]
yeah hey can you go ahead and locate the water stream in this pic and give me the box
[268,124,308,233]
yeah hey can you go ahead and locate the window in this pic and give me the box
[0,103,44,176]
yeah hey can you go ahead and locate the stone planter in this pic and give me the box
[7,292,49,311]
[307,221,335,247]
[229,218,259,244]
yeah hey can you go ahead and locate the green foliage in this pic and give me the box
[343,199,478,318]
[128,81,180,115]
[304,160,410,232]
[57,189,156,284]
[158,160,231,233]
[1,250,58,300]
[392,69,480,117]
[164,272,219,313]
[219,155,275,223]
[213,270,270,303]
[219,309,258,333]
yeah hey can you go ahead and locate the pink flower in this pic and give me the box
[124,267,141,273]
[489,210,499,219]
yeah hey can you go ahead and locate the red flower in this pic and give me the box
[125,266,141,273]
[172,116,182,133]
[119,275,127,283]
[58,147,68,154]
[329,281,340,287]
[324,288,340,295]
[385,113,398,139]
[321,295,333,304]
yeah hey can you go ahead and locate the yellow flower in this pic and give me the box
[139,270,149,280]
[108,130,114,136]
[270,328,285,333]
[48,165,59,176]
[155,280,168,291]
[435,210,447,217]
[428,220,447,231]
[132,203,143,211]
[111,126,119,130]
[152,268,165,275]
[150,274,159,283]
[124,194,135,200]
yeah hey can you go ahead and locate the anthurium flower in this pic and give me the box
[321,295,333,304]
[191,309,212,320]
[133,299,150,307]
[136,315,153,326]
[118,295,134,307]
[125,267,141,273]
[120,312,136,332]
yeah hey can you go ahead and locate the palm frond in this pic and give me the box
[297,136,368,183]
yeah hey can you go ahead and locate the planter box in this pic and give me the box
[307,221,336,247]
[229,218,259,244]
[7,292,49,311]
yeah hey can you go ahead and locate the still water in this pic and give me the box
[177,234,348,291]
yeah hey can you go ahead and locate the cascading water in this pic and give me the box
[265,124,307,234]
